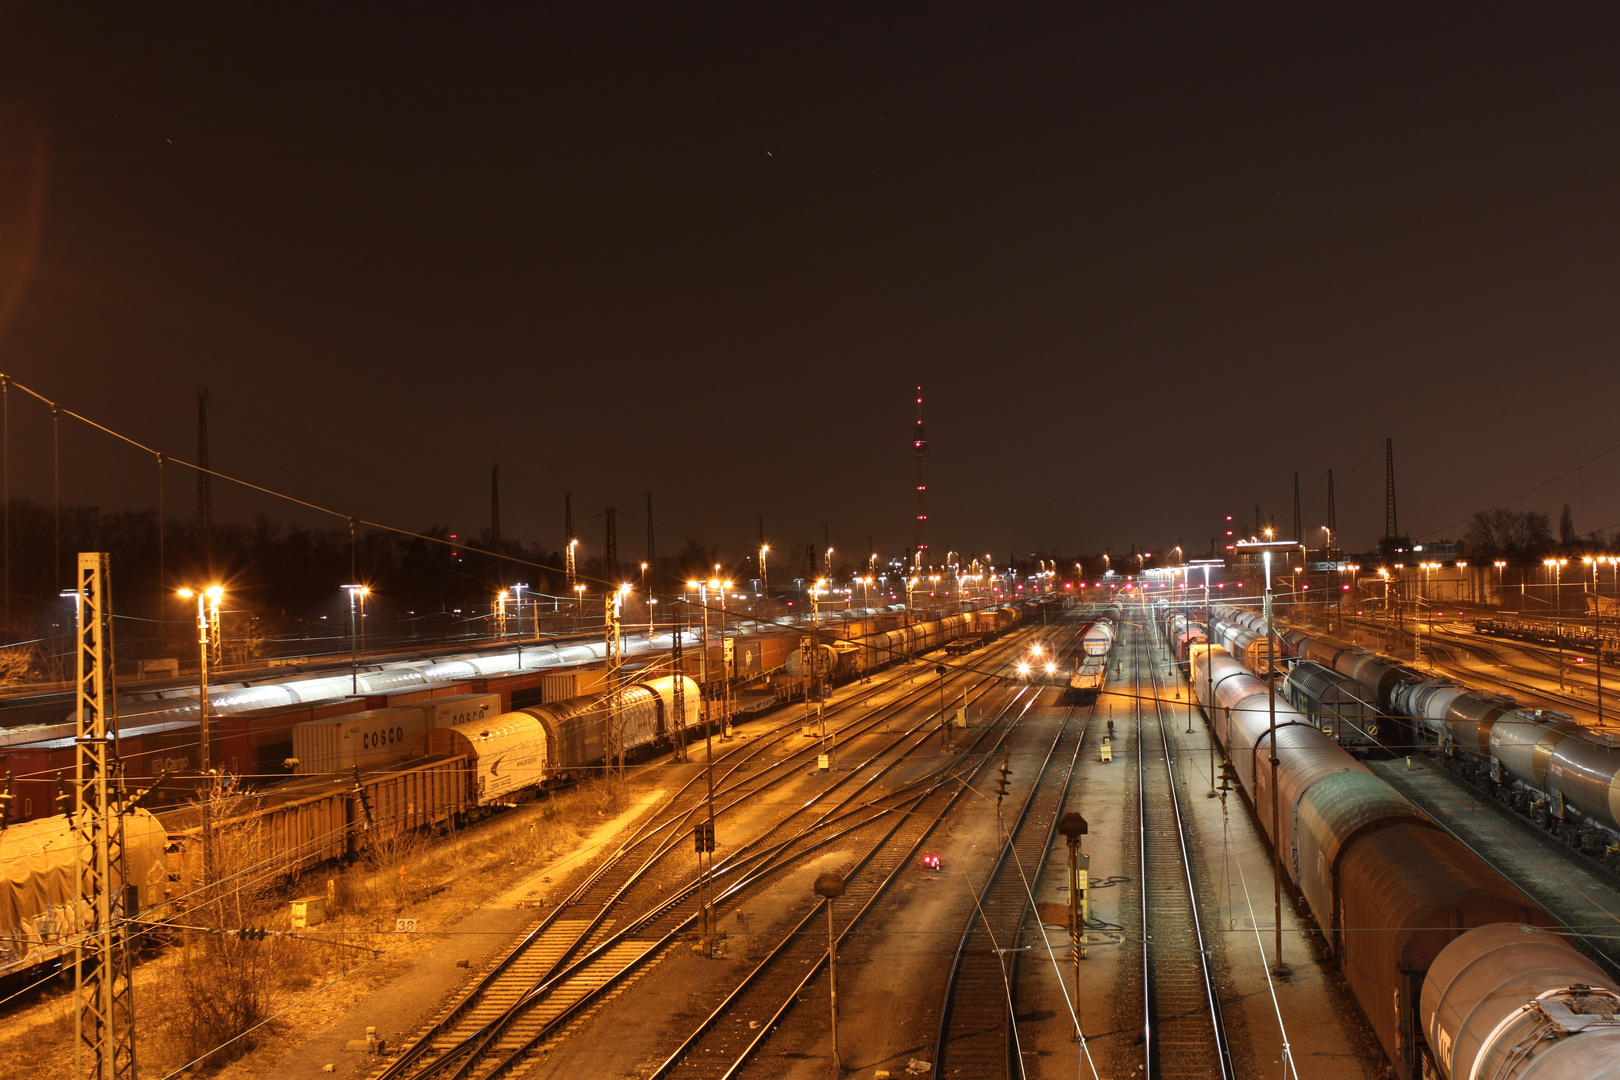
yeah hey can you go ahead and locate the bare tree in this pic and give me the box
[1465,508,1554,559]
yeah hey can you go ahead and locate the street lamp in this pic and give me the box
[1585,557,1606,728]
[686,577,721,954]
[176,585,225,774]
[814,871,847,1072]
[1233,537,1301,978]
[178,583,224,885]
[1188,558,1223,797]
[341,584,369,694]
[759,543,770,617]
[1545,557,1567,616]
[1494,561,1507,608]
[513,582,529,643]
[1546,558,1568,687]
[573,583,587,627]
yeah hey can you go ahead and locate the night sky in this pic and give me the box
[2,4,1619,566]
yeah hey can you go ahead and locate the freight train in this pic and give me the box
[1202,600,1620,868]
[1189,639,1620,1079]
[1,602,1047,827]
[1067,601,1122,699]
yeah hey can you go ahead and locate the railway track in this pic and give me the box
[1130,604,1231,1080]
[375,621,1076,1080]
[930,697,1088,1077]
[645,683,1057,1079]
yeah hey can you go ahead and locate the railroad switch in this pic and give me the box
[1100,738,1112,763]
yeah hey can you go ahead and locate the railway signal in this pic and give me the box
[1058,811,1090,1041]
[994,755,1012,809]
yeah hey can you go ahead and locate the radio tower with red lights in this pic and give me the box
[912,386,929,569]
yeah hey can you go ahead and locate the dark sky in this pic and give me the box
[2,3,1619,566]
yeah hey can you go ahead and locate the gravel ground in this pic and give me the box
[523,673,1063,1079]
[208,785,674,1080]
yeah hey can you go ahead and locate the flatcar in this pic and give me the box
[1068,655,1106,700]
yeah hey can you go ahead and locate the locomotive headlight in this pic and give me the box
[1017,662,1030,676]
[1045,663,1056,675]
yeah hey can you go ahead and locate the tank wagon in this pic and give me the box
[1215,601,1620,870]
[1189,645,1617,1078]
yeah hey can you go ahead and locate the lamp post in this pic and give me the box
[814,871,846,1072]
[1585,557,1604,728]
[513,582,528,643]
[1494,561,1507,608]
[178,584,223,884]
[573,583,586,629]
[341,584,368,694]
[686,578,719,955]
[1545,557,1566,616]
[1235,537,1299,979]
[759,543,770,619]
[1420,562,1440,665]
[1545,558,1568,688]
[1189,558,1222,798]
[177,585,224,774]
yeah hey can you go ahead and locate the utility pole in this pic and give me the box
[605,585,625,786]
[490,464,501,547]
[645,494,655,600]
[1328,468,1338,629]
[672,628,686,762]
[1236,538,1296,979]
[565,493,576,590]
[75,552,138,1080]
[1384,437,1399,551]
[1292,472,1301,546]
[196,389,213,574]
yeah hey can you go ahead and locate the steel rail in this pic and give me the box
[1138,601,1232,1080]
[463,684,1049,1080]
[377,623,1063,1080]
[651,679,1057,1079]
[930,700,1088,1078]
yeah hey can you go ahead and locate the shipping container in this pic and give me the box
[291,704,430,775]
[540,666,609,704]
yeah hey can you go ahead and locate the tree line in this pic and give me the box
[1462,503,1616,560]
[0,498,732,671]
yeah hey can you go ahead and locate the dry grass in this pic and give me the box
[0,775,653,1079]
